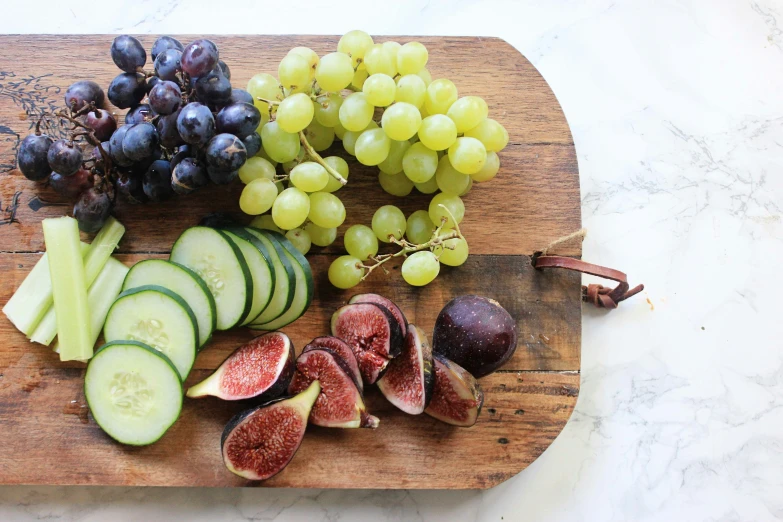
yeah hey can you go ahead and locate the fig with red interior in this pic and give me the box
[377,325,434,415]
[302,336,363,393]
[348,293,408,338]
[432,295,517,378]
[186,331,295,401]
[330,302,403,385]
[221,380,320,481]
[288,347,378,429]
[425,354,484,427]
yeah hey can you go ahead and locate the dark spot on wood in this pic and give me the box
[487,408,496,415]
[21,380,39,392]
[498,437,509,444]
[514,409,524,415]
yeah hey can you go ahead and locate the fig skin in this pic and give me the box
[425,354,484,427]
[377,324,435,415]
[432,295,518,378]
[348,293,408,338]
[303,336,363,393]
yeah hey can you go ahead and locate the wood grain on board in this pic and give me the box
[0,35,581,489]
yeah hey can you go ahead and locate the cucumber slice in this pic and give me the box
[122,259,216,349]
[169,227,253,330]
[243,227,296,325]
[221,230,274,326]
[85,340,182,446]
[103,285,198,381]
[249,231,313,331]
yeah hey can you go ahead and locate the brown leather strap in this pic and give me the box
[532,253,644,310]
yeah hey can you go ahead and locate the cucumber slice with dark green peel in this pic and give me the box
[85,340,183,446]
[103,285,198,381]
[170,226,253,330]
[221,230,274,326]
[248,231,313,331]
[243,227,296,325]
[122,259,216,349]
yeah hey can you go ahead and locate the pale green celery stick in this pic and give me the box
[3,243,89,336]
[42,217,92,362]
[30,217,125,346]
[54,257,129,355]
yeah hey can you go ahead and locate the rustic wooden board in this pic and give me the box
[0,35,581,489]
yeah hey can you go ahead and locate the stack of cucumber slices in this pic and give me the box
[85,226,313,446]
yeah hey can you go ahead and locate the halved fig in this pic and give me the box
[288,348,379,429]
[425,354,484,427]
[303,336,363,393]
[348,293,408,338]
[331,303,403,385]
[222,380,320,481]
[186,331,295,401]
[377,325,434,415]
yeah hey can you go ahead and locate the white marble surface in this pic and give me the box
[2,0,782,520]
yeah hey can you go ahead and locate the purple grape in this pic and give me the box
[216,103,261,138]
[64,81,105,111]
[170,145,191,171]
[154,48,182,81]
[242,132,261,157]
[195,67,232,106]
[47,139,83,176]
[143,159,174,202]
[181,39,219,77]
[109,125,133,167]
[151,36,183,61]
[157,110,185,149]
[125,103,154,125]
[111,35,146,73]
[176,102,215,146]
[145,75,162,94]
[117,174,147,204]
[17,134,53,181]
[84,109,117,141]
[229,88,254,105]
[148,81,181,115]
[218,59,231,80]
[205,133,246,172]
[171,157,208,195]
[74,187,112,233]
[108,73,147,109]
[50,168,93,198]
[206,166,238,185]
[122,122,159,161]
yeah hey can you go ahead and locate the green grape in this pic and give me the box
[255,147,278,166]
[315,52,354,92]
[419,103,430,119]
[416,68,432,86]
[334,122,347,140]
[322,156,350,192]
[414,176,439,194]
[429,193,465,228]
[308,192,346,228]
[378,171,413,197]
[418,114,457,151]
[406,210,435,244]
[397,42,428,75]
[363,73,396,107]
[464,118,508,152]
[402,142,438,183]
[314,93,343,128]
[278,53,311,92]
[328,255,365,289]
[435,236,469,267]
[381,102,422,141]
[287,47,319,78]
[290,162,328,192]
[276,92,314,133]
[249,214,282,234]
[239,156,276,185]
[372,205,406,243]
[261,121,301,163]
[448,137,487,175]
[344,224,378,260]
[342,121,378,155]
[272,187,310,230]
[355,128,391,166]
[471,151,499,182]
[424,79,458,115]
[338,30,374,67]
[364,44,397,77]
[282,148,306,174]
[285,228,311,255]
[460,178,473,196]
[378,139,411,175]
[395,74,427,108]
[381,41,401,63]
[401,251,439,286]
[304,222,337,247]
[239,178,278,215]
[303,119,335,151]
[435,155,470,195]
[352,68,369,90]
[247,73,282,102]
[339,92,374,132]
[446,96,489,134]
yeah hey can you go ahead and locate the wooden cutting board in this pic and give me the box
[0,35,581,489]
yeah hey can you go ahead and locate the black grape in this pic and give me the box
[74,187,112,233]
[148,81,181,115]
[17,134,53,181]
[157,110,185,149]
[154,48,182,81]
[181,39,219,77]
[195,68,232,106]
[151,36,184,61]
[176,102,215,146]
[216,103,261,138]
[146,75,162,94]
[125,103,155,124]
[171,157,208,195]
[109,125,133,167]
[111,35,147,73]
[108,72,147,109]
[205,133,246,172]
[122,122,159,161]
[50,169,93,198]
[117,174,148,204]
[64,81,105,111]
[84,109,117,141]
[229,88,254,105]
[242,132,261,157]
[170,144,191,171]
[218,59,231,80]
[206,167,238,185]
[47,139,83,176]
[143,159,174,202]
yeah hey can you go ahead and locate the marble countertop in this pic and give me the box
[1,0,782,520]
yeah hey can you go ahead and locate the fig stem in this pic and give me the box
[298,130,348,186]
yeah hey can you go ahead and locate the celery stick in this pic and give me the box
[30,217,125,346]
[54,257,129,355]
[3,243,89,336]
[42,217,92,362]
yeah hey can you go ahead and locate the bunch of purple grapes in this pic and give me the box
[16,35,260,232]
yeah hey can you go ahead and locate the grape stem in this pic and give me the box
[298,131,348,186]
[255,96,280,106]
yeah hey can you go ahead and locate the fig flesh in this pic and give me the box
[288,348,378,429]
[348,293,408,338]
[331,302,403,385]
[377,325,434,415]
[303,336,363,393]
[186,331,295,401]
[432,295,518,378]
[425,354,484,427]
[221,380,320,481]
